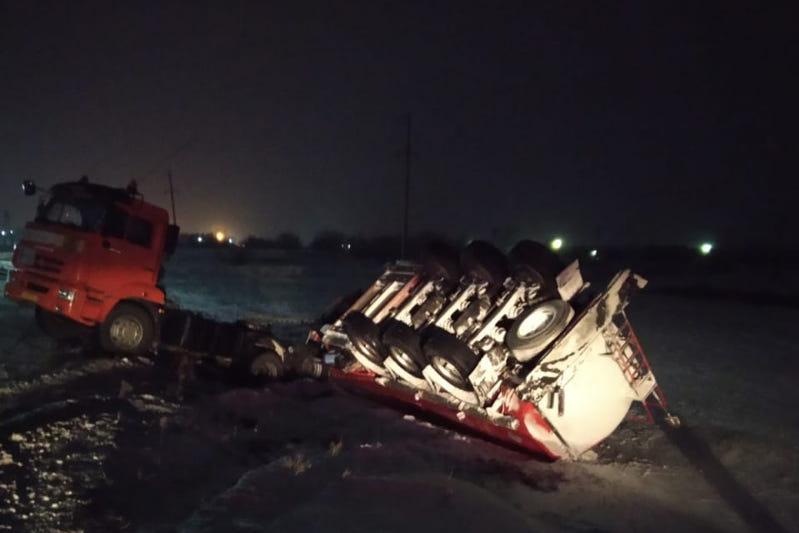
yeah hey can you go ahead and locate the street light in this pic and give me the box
[699,242,713,255]
[550,237,563,251]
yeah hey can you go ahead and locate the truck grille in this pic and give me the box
[32,253,65,274]
[26,282,49,294]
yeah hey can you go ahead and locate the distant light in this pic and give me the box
[0,230,5,236]
[13,244,17,251]
[8,230,12,235]
[589,249,598,258]
[699,242,713,255]
[196,236,203,243]
[550,238,563,251]
[228,237,234,244]
[215,231,225,242]
[347,243,351,251]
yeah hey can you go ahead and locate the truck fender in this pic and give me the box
[112,282,166,306]
[101,282,165,331]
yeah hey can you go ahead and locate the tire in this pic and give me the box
[421,242,461,281]
[99,302,156,355]
[287,342,327,379]
[505,299,573,362]
[460,240,508,288]
[248,350,284,380]
[422,327,480,389]
[508,240,563,295]
[342,311,386,365]
[382,320,426,377]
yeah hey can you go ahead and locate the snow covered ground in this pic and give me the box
[1,248,797,532]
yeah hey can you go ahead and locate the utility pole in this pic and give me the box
[401,113,412,258]
[167,168,178,225]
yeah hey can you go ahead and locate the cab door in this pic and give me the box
[93,205,160,297]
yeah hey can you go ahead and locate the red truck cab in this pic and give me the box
[4,178,179,354]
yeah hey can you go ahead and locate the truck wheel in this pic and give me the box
[422,328,479,389]
[382,320,426,377]
[460,241,508,288]
[249,350,284,380]
[342,311,386,365]
[508,240,563,295]
[287,343,328,379]
[421,242,461,281]
[505,299,573,362]
[99,302,155,355]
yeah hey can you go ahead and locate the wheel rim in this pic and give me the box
[251,352,281,378]
[109,316,144,350]
[431,355,468,388]
[352,335,383,364]
[517,306,556,337]
[388,345,420,374]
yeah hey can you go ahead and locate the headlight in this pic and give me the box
[57,288,76,302]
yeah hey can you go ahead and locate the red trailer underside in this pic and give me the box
[328,368,561,460]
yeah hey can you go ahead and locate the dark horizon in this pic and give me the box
[1,1,796,247]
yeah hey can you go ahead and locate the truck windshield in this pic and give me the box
[36,194,108,233]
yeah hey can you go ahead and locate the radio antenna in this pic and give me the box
[167,168,177,225]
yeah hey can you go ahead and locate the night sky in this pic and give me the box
[1,1,796,247]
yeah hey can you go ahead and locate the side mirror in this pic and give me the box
[22,180,37,196]
[164,224,180,256]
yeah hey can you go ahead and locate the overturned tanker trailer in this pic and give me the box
[309,240,678,460]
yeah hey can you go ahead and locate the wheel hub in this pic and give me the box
[388,345,421,375]
[431,355,468,388]
[517,306,555,337]
[351,335,384,365]
[109,316,144,350]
